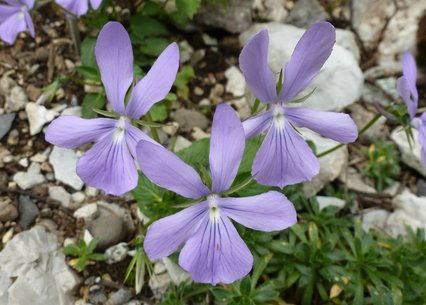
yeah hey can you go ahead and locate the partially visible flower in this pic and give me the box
[55,0,102,17]
[396,51,426,166]
[239,21,358,188]
[0,0,35,44]
[45,22,179,195]
[136,104,297,285]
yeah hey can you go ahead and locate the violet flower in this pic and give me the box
[239,21,358,188]
[397,51,426,166]
[0,0,35,44]
[45,22,179,195]
[136,104,297,285]
[55,0,102,17]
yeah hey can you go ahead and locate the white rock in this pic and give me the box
[252,0,287,22]
[390,127,426,177]
[49,146,84,190]
[224,66,246,97]
[26,102,58,135]
[85,186,99,197]
[336,29,360,63]
[62,106,82,116]
[18,158,29,168]
[239,23,363,111]
[302,129,348,197]
[73,203,99,221]
[179,40,194,64]
[361,208,390,232]
[71,192,85,203]
[339,167,377,194]
[316,196,345,210]
[0,225,79,305]
[105,243,128,264]
[0,76,28,112]
[162,257,191,285]
[13,163,46,190]
[174,136,191,152]
[48,186,72,208]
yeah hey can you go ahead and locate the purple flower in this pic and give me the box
[45,22,179,195]
[397,51,426,166]
[55,0,102,17]
[0,0,35,44]
[239,21,358,188]
[136,104,297,285]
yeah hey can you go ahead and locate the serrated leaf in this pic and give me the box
[176,0,202,18]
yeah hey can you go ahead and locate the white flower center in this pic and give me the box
[208,194,220,223]
[272,106,285,130]
[18,11,25,20]
[113,117,126,144]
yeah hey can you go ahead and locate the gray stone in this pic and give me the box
[416,179,426,197]
[361,208,390,232]
[0,113,15,140]
[106,288,132,305]
[336,29,360,63]
[62,106,82,116]
[105,242,128,264]
[49,146,84,190]
[348,103,387,140]
[73,203,99,221]
[239,23,363,111]
[18,196,39,229]
[195,0,253,34]
[26,102,58,135]
[0,197,18,222]
[0,76,28,112]
[174,109,209,131]
[0,225,79,305]
[286,0,328,28]
[224,66,246,97]
[89,214,126,249]
[339,167,377,194]
[13,163,46,190]
[89,291,107,305]
[316,196,345,211]
[48,186,72,208]
[252,0,287,22]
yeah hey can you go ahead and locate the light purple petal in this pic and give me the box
[76,130,138,196]
[124,121,157,158]
[55,0,89,16]
[0,5,20,23]
[136,140,210,199]
[24,11,34,37]
[239,30,278,104]
[285,106,358,144]
[45,116,116,149]
[144,201,208,259]
[421,149,426,170]
[280,21,335,102]
[252,121,320,188]
[125,43,179,119]
[397,76,417,118]
[210,104,245,193]
[95,22,133,114]
[402,51,418,102]
[3,0,21,6]
[179,215,253,285]
[242,110,272,139]
[90,0,102,10]
[0,12,26,44]
[219,191,297,231]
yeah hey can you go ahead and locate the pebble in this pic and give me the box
[224,66,246,97]
[13,163,46,190]
[2,227,14,244]
[89,214,126,249]
[7,129,19,145]
[191,127,210,140]
[174,136,192,152]
[49,146,84,190]
[361,208,390,232]
[252,0,287,22]
[0,197,18,222]
[73,203,99,221]
[85,186,99,197]
[71,191,86,203]
[179,40,194,64]
[339,167,377,194]
[174,109,209,131]
[18,157,29,168]
[1,76,28,112]
[316,196,345,211]
[25,102,58,135]
[18,195,39,229]
[106,288,132,305]
[48,186,72,208]
[285,0,328,28]
[105,242,129,264]
[0,113,15,140]
[89,291,107,305]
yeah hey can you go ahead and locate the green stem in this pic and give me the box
[317,113,382,158]
[251,99,260,115]
[145,113,161,143]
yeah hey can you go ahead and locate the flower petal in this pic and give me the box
[280,21,335,102]
[285,107,358,144]
[0,12,26,44]
[179,215,253,285]
[55,0,88,16]
[219,191,297,231]
[252,122,320,188]
[144,201,208,259]
[242,110,272,139]
[124,121,157,158]
[125,43,179,119]
[95,22,133,114]
[421,149,426,170]
[239,30,278,104]
[45,116,116,149]
[24,11,34,37]
[402,51,418,102]
[90,0,102,9]
[136,140,210,199]
[76,130,138,196]
[210,104,245,193]
[0,5,19,23]
[397,76,417,118]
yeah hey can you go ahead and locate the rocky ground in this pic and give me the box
[1,0,426,305]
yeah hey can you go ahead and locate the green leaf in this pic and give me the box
[238,137,263,174]
[176,138,210,168]
[289,88,316,104]
[89,253,106,261]
[130,16,170,43]
[140,37,170,57]
[148,101,169,122]
[176,0,202,18]
[132,173,166,218]
[75,66,100,81]
[64,244,82,256]
[174,65,195,100]
[92,108,120,118]
[251,253,272,291]
[80,37,97,67]
[82,93,106,118]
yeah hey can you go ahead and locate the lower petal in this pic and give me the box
[252,122,320,188]
[124,121,157,158]
[0,12,26,44]
[76,131,138,196]
[242,110,272,139]
[24,11,34,37]
[179,216,253,285]
[90,0,102,9]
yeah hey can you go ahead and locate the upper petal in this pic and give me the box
[136,140,210,199]
[397,76,417,118]
[0,11,27,44]
[90,0,102,9]
[76,129,138,196]
[125,43,179,119]
[210,104,245,193]
[144,201,208,259]
[252,121,320,188]
[55,0,89,16]
[242,110,272,139]
[179,215,253,285]
[239,30,278,104]
[24,11,34,37]
[45,116,116,149]
[280,21,335,102]
[95,22,133,114]
[0,5,20,23]
[219,191,297,231]
[402,51,418,102]
[285,106,358,144]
